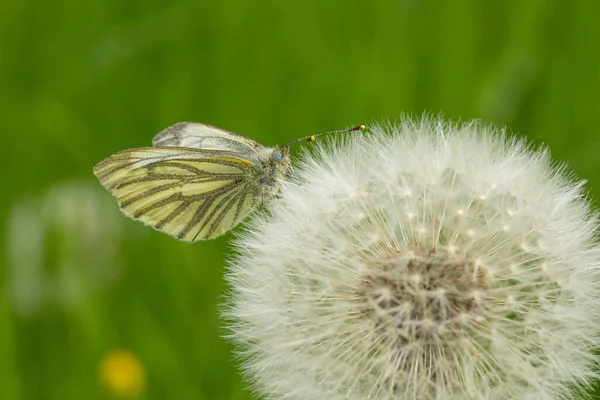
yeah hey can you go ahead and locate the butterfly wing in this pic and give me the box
[93,147,260,241]
[153,122,264,155]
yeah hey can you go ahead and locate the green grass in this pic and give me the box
[2,1,600,399]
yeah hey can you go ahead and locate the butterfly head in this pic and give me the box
[269,147,291,175]
[271,148,288,162]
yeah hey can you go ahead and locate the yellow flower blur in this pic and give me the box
[99,349,146,398]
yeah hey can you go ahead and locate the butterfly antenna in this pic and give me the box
[282,124,366,148]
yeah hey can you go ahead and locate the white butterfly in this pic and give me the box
[93,122,364,242]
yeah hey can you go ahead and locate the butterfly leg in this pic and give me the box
[253,187,269,218]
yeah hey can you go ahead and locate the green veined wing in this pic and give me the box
[152,122,265,155]
[93,147,260,241]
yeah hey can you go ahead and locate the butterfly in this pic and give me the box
[93,122,365,242]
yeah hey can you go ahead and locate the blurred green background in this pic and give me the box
[2,0,600,399]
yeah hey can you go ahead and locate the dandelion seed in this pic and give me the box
[226,116,600,400]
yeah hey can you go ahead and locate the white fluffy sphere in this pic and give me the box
[225,116,600,400]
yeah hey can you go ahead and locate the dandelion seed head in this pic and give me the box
[226,116,600,400]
